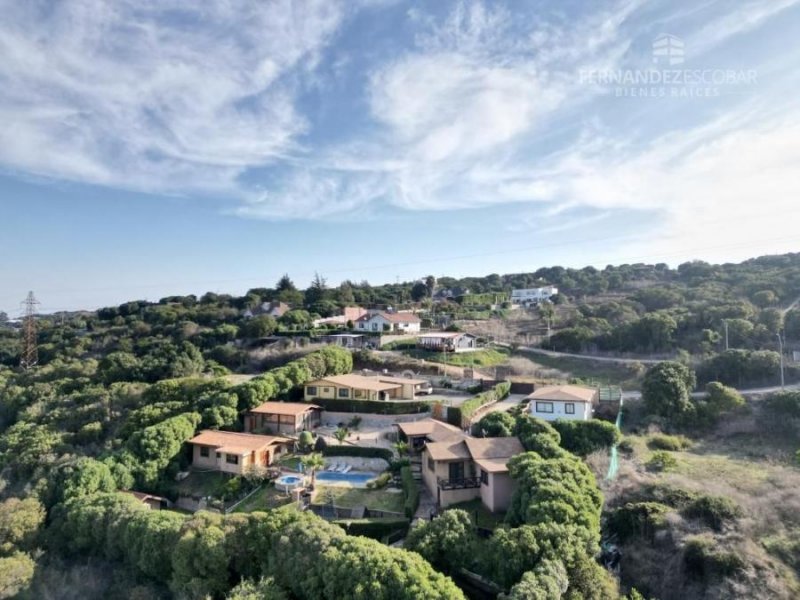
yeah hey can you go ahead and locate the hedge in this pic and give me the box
[311,397,431,415]
[322,445,393,462]
[401,466,420,519]
[447,381,511,428]
[332,517,410,541]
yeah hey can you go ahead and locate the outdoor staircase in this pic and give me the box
[409,456,423,482]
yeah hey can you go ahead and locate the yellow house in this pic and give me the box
[421,434,524,513]
[188,430,291,475]
[304,374,429,401]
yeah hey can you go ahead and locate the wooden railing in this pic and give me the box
[438,476,481,490]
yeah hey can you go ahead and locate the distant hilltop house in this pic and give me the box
[244,401,321,435]
[526,384,598,421]
[321,333,367,349]
[188,430,292,475]
[416,332,478,353]
[396,419,524,513]
[433,287,470,302]
[510,286,558,306]
[304,373,430,401]
[313,306,368,327]
[243,300,290,319]
[354,311,421,333]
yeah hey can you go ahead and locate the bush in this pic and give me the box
[682,494,741,531]
[647,433,692,451]
[551,419,621,456]
[683,536,745,579]
[607,502,671,542]
[448,382,511,427]
[645,451,678,472]
[322,445,393,462]
[475,411,516,437]
[332,518,409,540]
[401,466,420,519]
[311,397,431,415]
[366,472,392,489]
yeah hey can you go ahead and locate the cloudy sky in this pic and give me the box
[1,0,799,313]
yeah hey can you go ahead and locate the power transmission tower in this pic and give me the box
[20,291,40,370]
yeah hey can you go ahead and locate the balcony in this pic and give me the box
[438,476,481,490]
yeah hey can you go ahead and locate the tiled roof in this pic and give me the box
[473,457,513,473]
[356,311,421,323]
[395,419,463,441]
[377,375,428,385]
[189,430,290,452]
[249,401,320,416]
[526,385,598,403]
[425,440,472,461]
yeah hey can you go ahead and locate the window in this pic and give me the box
[200,446,209,458]
[427,456,435,471]
[448,462,465,481]
[565,403,575,414]
[480,470,489,485]
[536,401,554,413]
[354,389,364,398]
[226,454,239,465]
[307,386,317,396]
[338,388,350,398]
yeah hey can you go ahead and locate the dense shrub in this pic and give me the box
[683,494,742,531]
[322,445,393,462]
[476,410,516,437]
[647,433,692,451]
[366,472,392,489]
[645,451,678,472]
[683,536,745,579]
[607,502,671,541]
[311,397,431,414]
[405,510,476,574]
[448,381,511,428]
[401,466,420,519]
[551,419,621,456]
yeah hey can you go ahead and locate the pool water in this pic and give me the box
[316,471,375,486]
[277,475,301,484]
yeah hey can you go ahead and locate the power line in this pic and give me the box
[20,291,40,370]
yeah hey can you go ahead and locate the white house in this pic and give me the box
[510,286,558,306]
[526,385,597,421]
[355,311,421,333]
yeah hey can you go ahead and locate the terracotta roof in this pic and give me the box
[377,375,428,386]
[527,385,598,403]
[249,401,321,416]
[418,332,473,339]
[189,430,290,452]
[396,419,463,441]
[464,437,524,459]
[310,374,401,391]
[126,490,166,503]
[425,440,471,461]
[473,457,513,473]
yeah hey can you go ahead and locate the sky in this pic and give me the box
[1,0,800,315]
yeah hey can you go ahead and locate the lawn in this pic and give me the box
[278,455,303,472]
[403,347,510,368]
[445,499,506,530]
[232,484,296,513]
[173,470,230,498]
[314,485,405,513]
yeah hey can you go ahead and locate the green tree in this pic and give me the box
[226,578,288,600]
[411,282,429,302]
[405,510,477,574]
[551,420,620,456]
[300,453,325,489]
[333,427,349,445]
[0,498,44,555]
[477,411,516,437]
[641,361,697,421]
[0,552,36,599]
[240,315,278,339]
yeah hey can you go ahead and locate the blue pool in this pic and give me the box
[316,471,375,486]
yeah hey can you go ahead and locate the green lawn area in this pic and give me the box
[445,499,506,530]
[173,470,230,498]
[278,455,303,472]
[232,484,296,513]
[314,485,405,513]
[402,347,510,368]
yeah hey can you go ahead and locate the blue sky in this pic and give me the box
[1,0,800,314]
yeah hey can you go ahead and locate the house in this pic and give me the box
[395,418,464,452]
[433,287,470,302]
[124,491,170,510]
[417,332,478,352]
[304,373,429,401]
[510,286,558,306]
[244,401,321,435]
[526,385,598,421]
[354,311,421,333]
[188,430,292,475]
[243,301,291,319]
[321,333,367,348]
[312,306,368,327]
[421,434,524,513]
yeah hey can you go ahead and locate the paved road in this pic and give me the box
[622,382,800,400]
[518,346,663,365]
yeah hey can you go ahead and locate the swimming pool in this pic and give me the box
[275,474,304,492]
[315,471,375,486]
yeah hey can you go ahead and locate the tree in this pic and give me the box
[405,510,477,574]
[394,441,409,457]
[411,282,429,302]
[478,411,516,437]
[752,289,778,308]
[551,420,620,456]
[500,558,568,600]
[641,361,697,421]
[239,315,277,339]
[333,427,349,445]
[0,552,36,599]
[425,275,437,297]
[297,431,314,452]
[275,274,303,305]
[226,578,288,600]
[0,498,44,554]
[300,453,325,489]
[305,272,328,307]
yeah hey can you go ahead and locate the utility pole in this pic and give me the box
[20,291,40,370]
[776,332,785,389]
[723,320,729,351]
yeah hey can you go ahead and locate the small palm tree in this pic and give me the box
[301,452,325,489]
[333,427,349,445]
[394,441,409,457]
